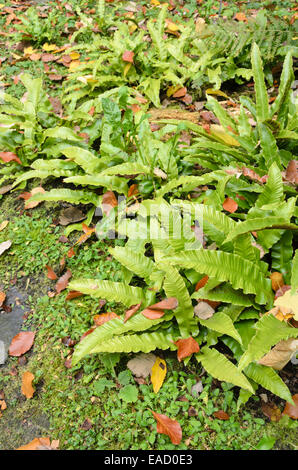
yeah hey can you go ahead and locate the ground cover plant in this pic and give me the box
[0,0,297,451]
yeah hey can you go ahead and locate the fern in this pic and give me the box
[89,331,176,354]
[244,363,293,403]
[198,312,243,344]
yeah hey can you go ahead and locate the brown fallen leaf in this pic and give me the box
[173,87,187,98]
[285,160,298,184]
[122,50,134,63]
[270,272,284,292]
[45,265,58,281]
[21,371,35,399]
[58,206,85,226]
[213,410,230,420]
[102,191,118,216]
[194,301,215,320]
[0,184,13,195]
[195,275,209,291]
[124,303,142,323]
[151,411,182,445]
[67,247,75,258]
[9,331,35,357]
[55,269,72,294]
[174,337,200,362]
[127,353,157,378]
[65,291,84,301]
[93,312,119,326]
[141,297,178,320]
[258,338,298,370]
[261,401,281,422]
[282,394,298,420]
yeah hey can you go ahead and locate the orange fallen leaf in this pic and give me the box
[25,187,45,209]
[0,291,6,307]
[65,291,84,300]
[21,371,35,399]
[141,297,178,320]
[16,437,59,450]
[195,275,209,291]
[174,337,200,362]
[102,191,118,216]
[124,303,142,323]
[45,265,58,280]
[151,411,182,445]
[9,331,35,357]
[122,50,134,63]
[213,410,230,420]
[235,12,247,22]
[270,272,284,292]
[173,87,187,98]
[223,197,238,213]
[0,151,21,165]
[0,400,7,411]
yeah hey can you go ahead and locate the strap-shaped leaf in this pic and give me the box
[258,123,280,169]
[90,331,176,354]
[61,147,101,173]
[251,43,269,122]
[64,175,128,194]
[270,51,294,118]
[156,171,226,198]
[238,314,298,371]
[291,249,298,294]
[27,188,100,206]
[225,217,297,243]
[196,347,254,393]
[192,283,255,307]
[199,312,243,344]
[100,162,150,176]
[72,313,170,364]
[244,363,292,403]
[109,246,156,280]
[168,250,272,305]
[68,279,145,305]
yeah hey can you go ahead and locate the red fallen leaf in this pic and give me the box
[222,197,238,213]
[124,303,142,323]
[45,265,58,281]
[213,410,230,420]
[285,160,298,184]
[283,394,298,420]
[93,312,119,326]
[80,327,96,341]
[174,337,200,362]
[55,269,72,294]
[173,87,187,98]
[102,191,118,216]
[66,291,84,300]
[261,401,281,422]
[9,331,35,357]
[122,50,134,63]
[67,247,75,258]
[151,411,182,445]
[0,151,22,165]
[141,297,178,320]
[195,275,209,291]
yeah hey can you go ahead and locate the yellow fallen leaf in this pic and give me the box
[21,371,35,399]
[42,43,57,52]
[77,75,97,84]
[210,124,240,146]
[150,357,167,393]
[69,60,81,71]
[165,19,180,32]
[24,47,35,56]
[0,220,8,232]
[69,51,80,60]
[274,289,298,321]
[129,24,138,34]
[151,0,160,5]
[166,85,180,97]
[123,62,132,78]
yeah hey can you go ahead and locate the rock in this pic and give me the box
[0,340,7,365]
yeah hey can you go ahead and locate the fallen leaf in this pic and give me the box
[102,191,118,216]
[151,357,167,393]
[285,160,298,184]
[173,87,187,98]
[174,337,200,362]
[59,206,85,226]
[122,50,134,63]
[283,394,298,420]
[195,275,209,291]
[223,197,238,213]
[0,291,6,307]
[0,184,13,195]
[213,410,230,420]
[45,265,58,281]
[93,312,119,326]
[261,401,281,422]
[67,247,75,258]
[127,353,156,378]
[274,289,298,321]
[151,411,182,445]
[0,220,8,231]
[270,272,284,292]
[194,301,215,320]
[141,297,178,320]
[0,151,21,165]
[16,438,59,450]
[258,338,298,370]
[25,187,45,209]
[55,269,72,294]
[0,400,7,411]
[9,331,35,357]
[21,371,35,399]
[235,12,247,22]
[124,303,142,323]
[128,184,139,198]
